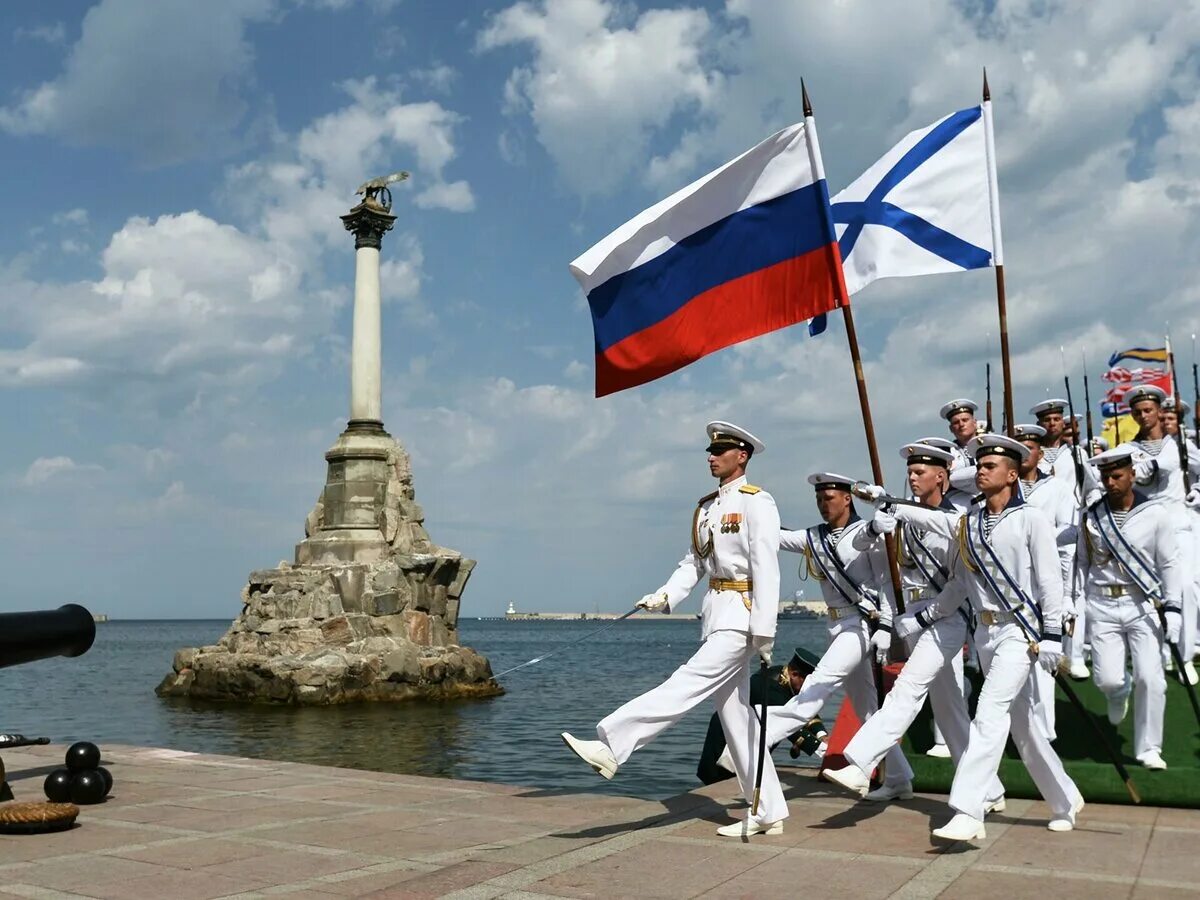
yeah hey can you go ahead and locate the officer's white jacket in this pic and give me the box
[892,494,1064,639]
[656,474,781,639]
[1075,493,1182,610]
[779,513,895,628]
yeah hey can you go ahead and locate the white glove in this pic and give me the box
[870,629,892,664]
[1186,489,1200,510]
[1036,639,1063,674]
[1166,609,1183,644]
[858,483,887,509]
[636,592,668,612]
[752,636,774,666]
[870,510,897,536]
[893,613,921,641]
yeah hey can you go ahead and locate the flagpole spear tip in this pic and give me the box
[802,79,813,117]
[982,67,991,102]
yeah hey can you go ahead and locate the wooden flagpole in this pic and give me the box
[983,70,1014,436]
[803,81,905,620]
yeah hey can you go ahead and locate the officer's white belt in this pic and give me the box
[1093,584,1137,599]
[904,587,937,603]
[827,606,860,621]
[978,604,1027,626]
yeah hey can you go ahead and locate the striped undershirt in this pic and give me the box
[983,513,1002,539]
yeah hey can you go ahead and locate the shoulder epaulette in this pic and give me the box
[697,490,718,506]
[738,484,762,495]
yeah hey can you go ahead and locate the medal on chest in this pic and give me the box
[720,513,743,533]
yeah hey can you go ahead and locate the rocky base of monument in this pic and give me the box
[156,557,502,705]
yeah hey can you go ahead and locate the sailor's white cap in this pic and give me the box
[1089,447,1135,469]
[916,436,957,452]
[1165,396,1191,415]
[1030,399,1068,417]
[898,442,954,467]
[939,399,979,421]
[807,472,854,491]
[967,433,1030,463]
[705,420,764,455]
[1012,423,1048,443]
[1127,385,1167,406]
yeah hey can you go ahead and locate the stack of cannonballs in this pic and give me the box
[43,742,113,805]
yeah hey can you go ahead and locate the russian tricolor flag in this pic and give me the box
[570,121,844,397]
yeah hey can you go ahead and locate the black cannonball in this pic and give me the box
[96,766,113,797]
[69,769,106,804]
[65,741,101,771]
[44,768,73,802]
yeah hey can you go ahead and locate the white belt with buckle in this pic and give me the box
[979,604,1026,626]
[905,587,935,602]
[828,606,857,621]
[1095,584,1135,599]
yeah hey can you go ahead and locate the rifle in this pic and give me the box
[1063,367,1089,641]
[1167,341,1193,493]
[1192,357,1199,446]
[985,363,993,433]
[1083,351,1096,452]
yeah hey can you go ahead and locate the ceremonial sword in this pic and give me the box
[491,608,641,678]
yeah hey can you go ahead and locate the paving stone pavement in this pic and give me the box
[0,744,1195,899]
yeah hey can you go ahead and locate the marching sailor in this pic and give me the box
[1079,448,1181,770]
[862,434,1083,840]
[821,443,1005,811]
[1117,386,1200,683]
[759,473,915,799]
[939,399,983,501]
[918,436,975,512]
[1014,423,1088,687]
[1031,400,1101,500]
[560,422,788,838]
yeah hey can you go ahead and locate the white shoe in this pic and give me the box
[985,797,1007,815]
[1048,797,1085,832]
[716,746,735,774]
[932,813,986,842]
[560,732,618,780]
[1184,662,1199,686]
[1139,750,1168,771]
[716,818,783,837]
[1107,692,1130,726]
[1068,661,1090,680]
[866,780,914,802]
[822,765,870,797]
[925,743,952,758]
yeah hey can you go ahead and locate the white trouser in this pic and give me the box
[1067,595,1089,668]
[1087,593,1166,759]
[949,621,1081,821]
[842,615,1005,803]
[596,629,788,824]
[1033,664,1057,740]
[1175,522,1197,659]
[763,618,913,786]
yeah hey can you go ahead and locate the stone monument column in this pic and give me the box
[294,196,397,566]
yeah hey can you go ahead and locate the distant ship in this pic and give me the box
[778,600,822,620]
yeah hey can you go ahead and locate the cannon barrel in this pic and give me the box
[0,604,96,670]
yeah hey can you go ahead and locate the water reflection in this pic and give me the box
[1,618,831,800]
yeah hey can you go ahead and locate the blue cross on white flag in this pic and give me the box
[831,103,1003,296]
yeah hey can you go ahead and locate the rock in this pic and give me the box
[156,432,498,706]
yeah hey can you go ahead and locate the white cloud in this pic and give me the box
[21,456,102,486]
[412,63,458,94]
[52,208,88,226]
[0,0,274,164]
[478,0,722,195]
[13,22,66,45]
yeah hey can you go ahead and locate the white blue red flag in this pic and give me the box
[830,104,1003,298]
[570,122,843,397]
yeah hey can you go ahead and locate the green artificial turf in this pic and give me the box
[900,668,1200,807]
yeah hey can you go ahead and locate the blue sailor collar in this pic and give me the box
[819,507,862,537]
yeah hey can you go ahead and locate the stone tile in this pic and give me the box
[528,838,771,899]
[939,870,1132,900]
[694,850,921,900]
[0,821,146,854]
[1132,884,1200,899]
[315,865,432,896]
[9,855,174,893]
[1142,826,1200,884]
[111,836,270,868]
[363,816,546,860]
[199,848,375,884]
[354,861,517,899]
[980,815,1151,877]
[1152,807,1200,829]
[469,835,606,866]
[87,867,272,900]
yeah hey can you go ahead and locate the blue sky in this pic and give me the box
[1,0,1198,619]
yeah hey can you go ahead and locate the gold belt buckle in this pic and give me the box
[980,610,997,626]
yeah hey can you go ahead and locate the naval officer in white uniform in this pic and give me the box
[1079,448,1181,770]
[862,435,1083,841]
[561,422,787,838]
